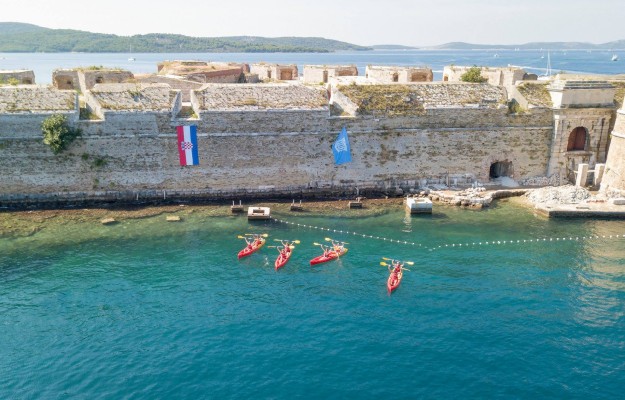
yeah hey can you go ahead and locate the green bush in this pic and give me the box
[41,114,81,154]
[460,66,487,83]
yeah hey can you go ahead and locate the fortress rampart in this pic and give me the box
[0,64,623,208]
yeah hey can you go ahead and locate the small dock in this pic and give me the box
[290,200,303,211]
[406,196,433,214]
[248,206,271,220]
[100,218,117,225]
[349,197,363,209]
[535,200,625,219]
[231,200,244,214]
[166,216,181,222]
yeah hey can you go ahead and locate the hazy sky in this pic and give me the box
[4,0,625,46]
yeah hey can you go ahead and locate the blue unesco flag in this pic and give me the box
[332,127,352,165]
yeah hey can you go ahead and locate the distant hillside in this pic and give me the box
[431,41,625,50]
[0,22,372,53]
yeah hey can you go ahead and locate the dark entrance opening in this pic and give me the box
[490,161,513,178]
[392,72,399,82]
[567,127,588,151]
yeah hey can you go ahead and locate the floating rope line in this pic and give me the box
[428,234,625,252]
[271,218,424,247]
[272,218,624,252]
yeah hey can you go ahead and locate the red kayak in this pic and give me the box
[237,237,265,259]
[274,246,293,270]
[309,247,348,266]
[387,266,403,293]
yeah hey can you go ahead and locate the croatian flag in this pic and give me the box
[332,127,352,165]
[176,125,199,166]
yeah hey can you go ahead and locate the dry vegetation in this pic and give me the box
[516,82,552,108]
[337,85,425,116]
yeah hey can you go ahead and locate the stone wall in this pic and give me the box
[1,80,610,207]
[365,66,433,83]
[0,70,35,85]
[303,65,358,84]
[601,106,625,192]
[443,66,526,87]
[249,64,298,81]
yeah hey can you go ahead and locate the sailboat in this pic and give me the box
[538,51,552,81]
[612,54,619,61]
[128,44,136,62]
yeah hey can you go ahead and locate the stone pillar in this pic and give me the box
[575,163,589,187]
[594,163,605,186]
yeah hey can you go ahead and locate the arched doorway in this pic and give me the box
[490,161,513,179]
[567,127,588,151]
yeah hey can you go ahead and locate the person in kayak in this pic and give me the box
[244,234,261,248]
[279,240,291,255]
[388,260,403,274]
[331,240,345,254]
[320,244,336,257]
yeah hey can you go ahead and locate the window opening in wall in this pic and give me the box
[567,126,588,151]
[489,161,513,179]
[392,72,399,82]
[267,70,272,79]
[443,75,449,82]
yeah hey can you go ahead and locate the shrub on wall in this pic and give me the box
[41,114,81,154]
[461,66,487,83]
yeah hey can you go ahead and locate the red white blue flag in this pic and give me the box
[176,125,199,166]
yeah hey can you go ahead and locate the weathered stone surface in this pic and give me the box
[0,86,75,113]
[194,83,327,110]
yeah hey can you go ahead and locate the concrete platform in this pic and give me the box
[248,206,271,220]
[406,196,433,214]
[535,202,625,218]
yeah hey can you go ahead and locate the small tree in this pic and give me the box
[41,114,81,154]
[460,65,487,83]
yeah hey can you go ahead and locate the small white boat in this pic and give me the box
[128,57,136,62]
[612,54,619,61]
[406,196,432,214]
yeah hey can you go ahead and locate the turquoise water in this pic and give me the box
[1,49,622,84]
[2,203,625,398]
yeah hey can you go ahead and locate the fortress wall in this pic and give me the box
[195,109,331,133]
[0,106,553,200]
[601,107,625,192]
[0,112,77,139]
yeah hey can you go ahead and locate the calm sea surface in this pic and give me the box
[1,50,625,398]
[0,49,623,83]
[1,202,625,399]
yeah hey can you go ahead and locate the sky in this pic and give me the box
[3,0,625,46]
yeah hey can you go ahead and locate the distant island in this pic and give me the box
[0,22,372,53]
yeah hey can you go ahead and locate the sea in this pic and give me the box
[0,49,623,83]
[1,50,625,399]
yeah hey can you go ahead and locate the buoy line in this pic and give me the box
[271,218,424,247]
[272,218,624,252]
[427,234,625,251]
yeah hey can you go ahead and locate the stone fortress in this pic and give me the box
[0,60,624,208]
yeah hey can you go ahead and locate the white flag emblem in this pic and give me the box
[334,138,348,152]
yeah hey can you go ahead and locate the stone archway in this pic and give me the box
[489,161,513,179]
[567,126,588,151]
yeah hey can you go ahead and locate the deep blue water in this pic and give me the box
[0,49,623,84]
[1,203,625,398]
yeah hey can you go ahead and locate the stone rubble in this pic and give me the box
[525,185,592,205]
